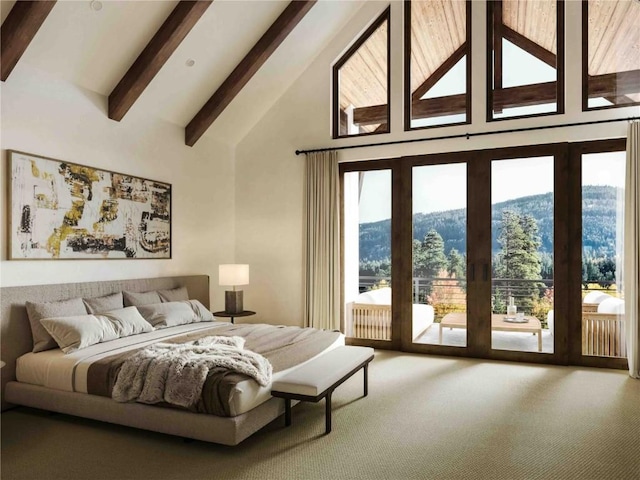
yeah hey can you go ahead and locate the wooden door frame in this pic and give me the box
[568,138,628,369]
[339,139,628,370]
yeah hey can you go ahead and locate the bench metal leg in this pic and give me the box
[325,390,333,434]
[364,363,369,397]
[284,398,291,427]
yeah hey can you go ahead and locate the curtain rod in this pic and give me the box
[294,116,640,156]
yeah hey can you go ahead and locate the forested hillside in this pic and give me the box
[359,185,620,261]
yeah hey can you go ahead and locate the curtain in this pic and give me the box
[625,121,640,378]
[304,151,340,330]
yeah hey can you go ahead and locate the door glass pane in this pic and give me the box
[581,152,626,357]
[491,157,554,353]
[344,170,392,340]
[412,164,467,346]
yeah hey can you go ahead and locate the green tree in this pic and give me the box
[494,210,543,313]
[447,248,465,279]
[415,229,447,278]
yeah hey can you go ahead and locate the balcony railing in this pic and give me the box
[358,275,555,320]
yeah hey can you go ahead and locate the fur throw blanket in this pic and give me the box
[112,335,272,408]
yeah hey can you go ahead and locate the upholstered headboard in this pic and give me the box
[0,275,210,411]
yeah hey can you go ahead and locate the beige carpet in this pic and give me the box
[2,351,639,480]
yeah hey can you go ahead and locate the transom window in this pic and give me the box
[332,7,390,138]
[583,0,640,111]
[487,0,565,120]
[405,0,471,130]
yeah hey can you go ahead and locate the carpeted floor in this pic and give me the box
[2,350,639,480]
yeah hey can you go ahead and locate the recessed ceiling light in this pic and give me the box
[90,1,103,12]
[185,59,196,67]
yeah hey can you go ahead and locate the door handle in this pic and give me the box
[483,264,489,281]
[470,264,475,281]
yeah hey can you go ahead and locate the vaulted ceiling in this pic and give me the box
[0,0,366,146]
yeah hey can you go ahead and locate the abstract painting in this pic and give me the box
[8,150,171,259]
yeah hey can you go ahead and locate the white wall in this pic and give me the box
[235,0,639,327]
[0,64,236,309]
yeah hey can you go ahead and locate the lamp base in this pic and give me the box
[225,290,243,314]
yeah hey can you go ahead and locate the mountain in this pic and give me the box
[359,185,620,261]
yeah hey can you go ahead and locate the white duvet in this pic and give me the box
[16,322,344,416]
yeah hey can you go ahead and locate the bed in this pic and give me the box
[0,275,344,445]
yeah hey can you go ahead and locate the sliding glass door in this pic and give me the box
[490,156,555,354]
[570,139,628,369]
[580,151,626,358]
[342,164,395,347]
[340,140,626,370]
[411,162,467,348]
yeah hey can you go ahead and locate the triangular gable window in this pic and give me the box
[405,0,471,130]
[487,0,565,120]
[583,0,640,111]
[333,7,390,138]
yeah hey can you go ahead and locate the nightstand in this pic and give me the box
[212,310,256,324]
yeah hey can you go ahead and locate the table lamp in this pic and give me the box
[219,264,249,314]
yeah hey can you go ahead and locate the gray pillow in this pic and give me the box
[83,292,124,314]
[26,298,88,352]
[137,300,214,329]
[40,307,154,354]
[158,286,189,303]
[123,290,162,307]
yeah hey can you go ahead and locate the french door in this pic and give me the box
[341,140,627,369]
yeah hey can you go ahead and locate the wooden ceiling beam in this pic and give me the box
[1,0,57,81]
[502,25,556,68]
[185,0,317,147]
[108,0,213,122]
[411,43,466,103]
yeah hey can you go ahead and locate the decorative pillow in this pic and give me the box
[123,290,162,307]
[597,297,625,315]
[26,298,88,353]
[83,292,124,314]
[188,299,215,322]
[137,300,214,329]
[158,286,189,303]
[40,307,154,354]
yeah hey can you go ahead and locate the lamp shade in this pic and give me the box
[219,264,249,286]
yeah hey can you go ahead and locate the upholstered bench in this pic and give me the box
[271,345,374,434]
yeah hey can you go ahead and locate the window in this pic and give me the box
[333,8,390,138]
[583,0,640,110]
[487,0,565,120]
[405,0,471,130]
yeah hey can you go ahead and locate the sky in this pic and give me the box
[357,151,626,223]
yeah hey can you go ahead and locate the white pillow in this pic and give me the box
[40,306,154,353]
[369,287,392,305]
[355,287,392,305]
[158,286,189,303]
[597,297,625,315]
[583,291,611,304]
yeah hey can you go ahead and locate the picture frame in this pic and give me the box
[7,150,172,260]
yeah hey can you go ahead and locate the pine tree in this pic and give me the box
[494,210,543,313]
[417,229,447,278]
[447,248,465,279]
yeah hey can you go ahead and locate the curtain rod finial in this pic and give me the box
[295,150,301,156]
